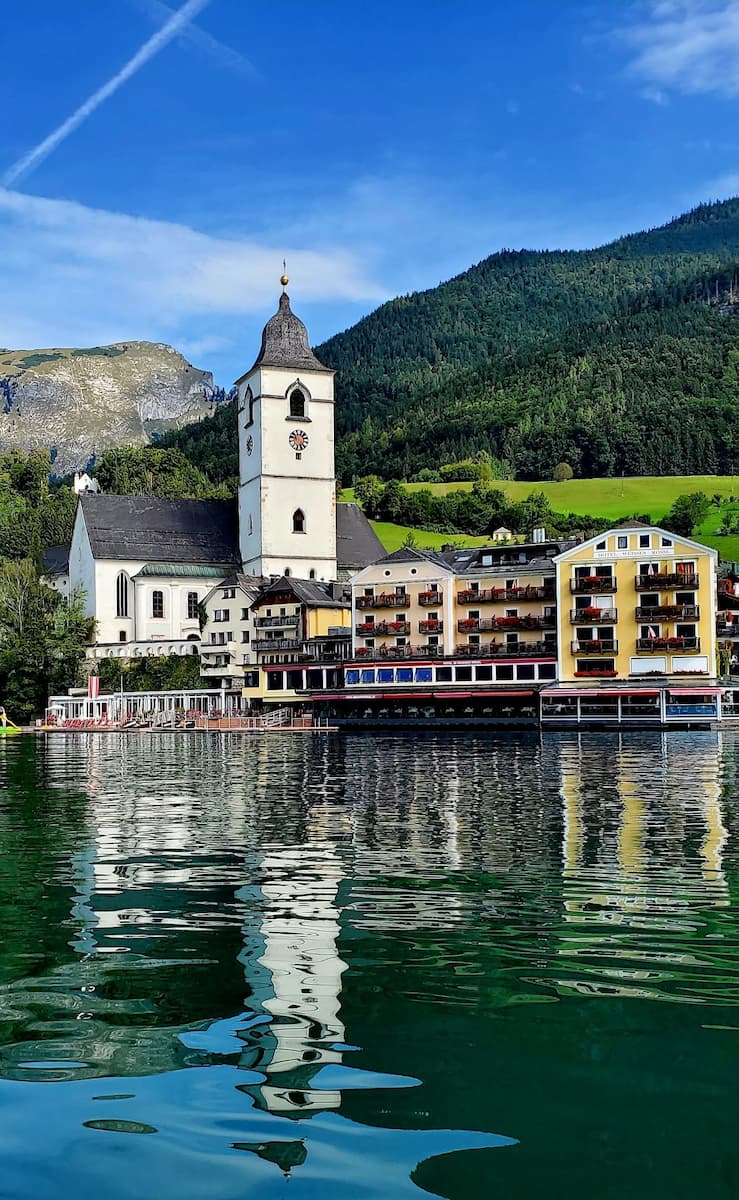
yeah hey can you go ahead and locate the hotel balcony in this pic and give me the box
[458,615,555,633]
[457,585,555,603]
[717,620,738,637]
[418,590,443,606]
[570,608,618,624]
[635,605,699,620]
[455,640,554,658]
[355,620,410,636]
[635,573,698,590]
[571,639,619,655]
[354,644,434,660]
[254,614,299,628]
[570,576,616,594]
[253,637,305,652]
[356,592,408,610]
[635,636,701,652]
[573,668,618,678]
[419,619,443,633]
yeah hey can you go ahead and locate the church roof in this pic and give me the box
[77,496,381,576]
[80,495,239,565]
[336,503,385,570]
[250,291,329,373]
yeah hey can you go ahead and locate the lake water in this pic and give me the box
[0,730,738,1199]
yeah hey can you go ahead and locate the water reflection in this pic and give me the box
[0,731,739,1197]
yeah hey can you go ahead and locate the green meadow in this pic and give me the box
[341,475,739,560]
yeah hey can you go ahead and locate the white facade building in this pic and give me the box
[69,495,239,660]
[236,286,337,581]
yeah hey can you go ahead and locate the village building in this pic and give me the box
[65,283,381,675]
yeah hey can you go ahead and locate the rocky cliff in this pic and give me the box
[0,341,219,474]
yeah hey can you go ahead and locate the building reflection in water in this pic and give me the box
[28,729,739,1085]
[556,731,729,1001]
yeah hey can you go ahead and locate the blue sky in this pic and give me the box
[2,0,739,384]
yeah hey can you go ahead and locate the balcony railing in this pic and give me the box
[635,605,699,620]
[635,573,698,590]
[355,620,409,636]
[254,615,299,628]
[457,585,555,603]
[456,640,554,658]
[356,593,408,610]
[574,669,618,678]
[571,640,619,655]
[254,637,305,652]
[419,619,443,633]
[354,644,435,660]
[570,577,616,594]
[635,636,701,652]
[570,608,618,624]
[418,591,443,606]
[458,615,555,633]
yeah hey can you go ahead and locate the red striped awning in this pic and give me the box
[544,689,660,698]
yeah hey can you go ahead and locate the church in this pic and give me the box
[66,280,383,668]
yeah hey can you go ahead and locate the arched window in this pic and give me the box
[116,571,129,618]
[309,568,316,580]
[292,508,306,533]
[284,567,291,577]
[289,388,305,418]
[152,590,164,619]
[244,386,255,426]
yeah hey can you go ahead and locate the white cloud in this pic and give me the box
[620,1,739,98]
[0,187,386,352]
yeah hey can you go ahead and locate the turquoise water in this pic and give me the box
[0,730,738,1197]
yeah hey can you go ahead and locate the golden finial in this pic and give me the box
[280,258,289,289]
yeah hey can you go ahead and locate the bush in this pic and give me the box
[552,462,574,482]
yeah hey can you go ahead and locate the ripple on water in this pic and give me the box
[0,731,738,1196]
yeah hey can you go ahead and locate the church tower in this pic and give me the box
[236,277,337,580]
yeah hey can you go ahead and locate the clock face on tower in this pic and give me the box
[245,435,254,456]
[289,429,309,452]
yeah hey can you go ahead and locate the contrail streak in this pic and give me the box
[2,0,212,187]
[129,0,257,77]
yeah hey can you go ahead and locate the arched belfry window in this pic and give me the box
[116,571,129,618]
[292,508,306,534]
[289,388,306,418]
[244,386,255,426]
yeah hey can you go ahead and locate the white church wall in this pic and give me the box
[69,507,97,621]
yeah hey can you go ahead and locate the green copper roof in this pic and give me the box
[135,563,229,578]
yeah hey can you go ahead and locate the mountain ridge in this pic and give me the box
[0,340,221,475]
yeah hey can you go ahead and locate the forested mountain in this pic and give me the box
[167,198,739,483]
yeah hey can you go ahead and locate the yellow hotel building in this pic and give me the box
[554,521,718,683]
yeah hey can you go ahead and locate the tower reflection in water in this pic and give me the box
[237,842,348,1116]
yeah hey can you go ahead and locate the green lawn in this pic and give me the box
[354,475,739,561]
[345,475,739,519]
[369,521,491,553]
